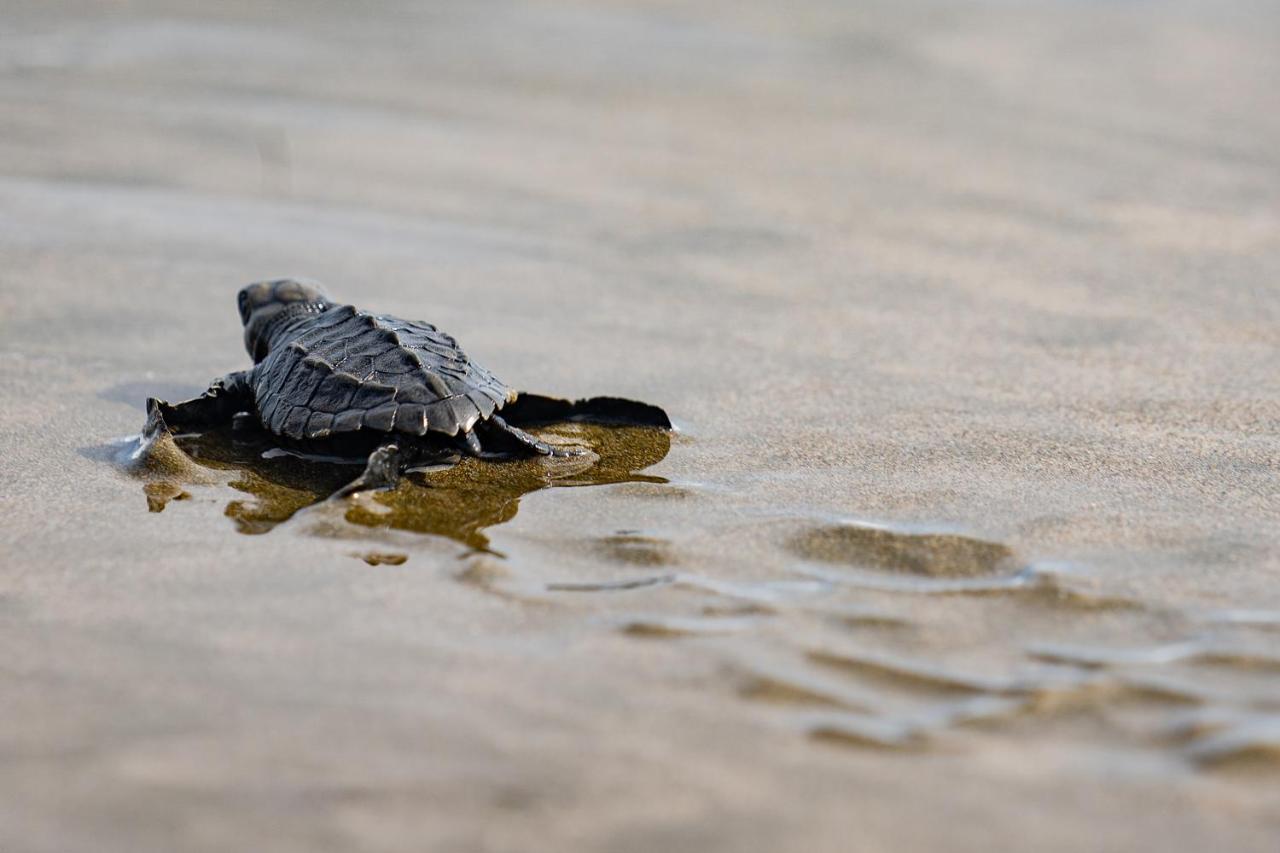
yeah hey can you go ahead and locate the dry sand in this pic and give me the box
[1,1,1279,851]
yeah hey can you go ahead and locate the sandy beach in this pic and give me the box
[2,1,1278,851]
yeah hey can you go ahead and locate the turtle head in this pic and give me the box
[238,278,331,362]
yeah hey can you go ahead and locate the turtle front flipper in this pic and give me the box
[502,393,672,429]
[149,370,256,429]
[473,414,578,458]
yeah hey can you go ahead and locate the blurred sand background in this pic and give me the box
[1,1,1278,851]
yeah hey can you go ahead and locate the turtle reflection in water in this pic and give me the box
[146,279,671,498]
[151,419,670,551]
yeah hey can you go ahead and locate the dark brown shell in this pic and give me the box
[251,305,515,440]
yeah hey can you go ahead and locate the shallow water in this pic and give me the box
[126,419,671,550]
[2,1,1280,851]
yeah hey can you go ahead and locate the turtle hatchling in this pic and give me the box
[147,279,671,496]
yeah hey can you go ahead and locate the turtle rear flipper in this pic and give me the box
[332,443,402,498]
[503,393,671,429]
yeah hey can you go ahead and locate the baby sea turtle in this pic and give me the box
[147,279,670,496]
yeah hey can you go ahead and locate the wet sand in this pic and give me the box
[2,1,1279,851]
